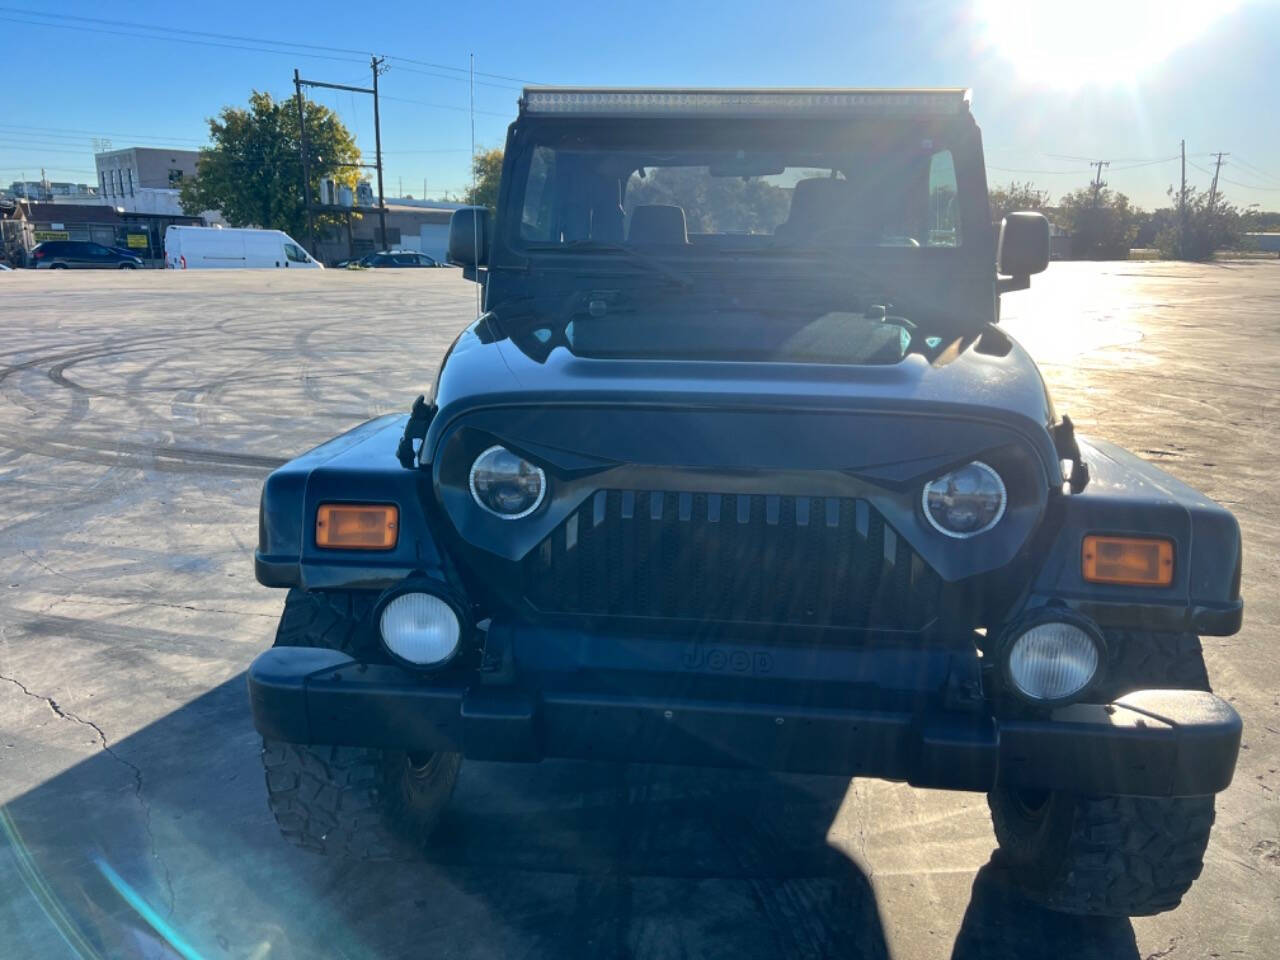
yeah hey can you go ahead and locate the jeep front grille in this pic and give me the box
[522,490,941,630]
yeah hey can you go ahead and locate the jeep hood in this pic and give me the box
[427,317,1058,470]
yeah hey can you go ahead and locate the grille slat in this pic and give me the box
[524,489,941,630]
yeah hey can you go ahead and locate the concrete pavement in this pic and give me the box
[0,264,1276,959]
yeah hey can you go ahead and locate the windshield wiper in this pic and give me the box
[539,240,695,290]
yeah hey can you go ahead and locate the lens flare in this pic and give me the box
[976,0,1243,88]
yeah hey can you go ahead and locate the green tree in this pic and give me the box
[1134,207,1178,249]
[464,148,504,213]
[1055,186,1141,260]
[624,167,790,234]
[1154,185,1245,261]
[988,180,1049,223]
[179,91,361,245]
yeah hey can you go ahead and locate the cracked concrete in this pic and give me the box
[0,671,175,917]
[0,266,1276,959]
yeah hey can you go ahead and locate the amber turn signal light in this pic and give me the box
[315,503,398,550]
[1082,535,1173,587]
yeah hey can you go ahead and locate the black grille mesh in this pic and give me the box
[523,490,941,629]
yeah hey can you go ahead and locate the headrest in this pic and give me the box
[788,178,854,220]
[627,204,689,245]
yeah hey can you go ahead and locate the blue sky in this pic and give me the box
[2,0,1278,209]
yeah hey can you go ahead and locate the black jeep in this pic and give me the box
[248,88,1243,917]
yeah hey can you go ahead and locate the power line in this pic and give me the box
[0,142,111,157]
[986,164,1084,175]
[0,14,366,65]
[379,94,512,119]
[1108,156,1180,171]
[1,138,200,154]
[1181,158,1280,193]
[0,124,206,145]
[0,167,97,175]
[1231,156,1280,184]
[1044,151,1204,164]
[989,156,1179,176]
[1218,175,1280,193]
[379,62,522,92]
[0,6,543,86]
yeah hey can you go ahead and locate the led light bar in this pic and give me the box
[521,88,971,118]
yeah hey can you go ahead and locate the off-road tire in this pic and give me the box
[272,586,380,658]
[988,630,1216,916]
[262,741,461,859]
[261,588,462,859]
[1091,630,1210,702]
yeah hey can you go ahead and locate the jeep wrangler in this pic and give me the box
[248,88,1243,917]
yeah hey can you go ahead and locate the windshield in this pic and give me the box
[514,124,964,252]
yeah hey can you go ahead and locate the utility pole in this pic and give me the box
[372,56,388,251]
[1089,160,1109,206]
[294,69,316,257]
[293,67,384,261]
[1208,151,1229,211]
[1179,139,1187,259]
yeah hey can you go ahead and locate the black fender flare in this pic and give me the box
[255,415,453,592]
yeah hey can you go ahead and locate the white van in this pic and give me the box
[164,226,323,270]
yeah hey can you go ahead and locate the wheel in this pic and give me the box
[118,263,137,269]
[987,630,1216,916]
[262,741,461,860]
[260,589,462,859]
[1091,630,1210,702]
[50,263,67,269]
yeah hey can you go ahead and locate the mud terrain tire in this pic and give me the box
[988,630,1216,916]
[260,589,462,859]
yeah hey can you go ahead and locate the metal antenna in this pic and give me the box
[470,53,481,317]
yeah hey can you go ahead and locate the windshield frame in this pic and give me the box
[496,114,992,268]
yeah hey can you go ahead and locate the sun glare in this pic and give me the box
[977,0,1243,89]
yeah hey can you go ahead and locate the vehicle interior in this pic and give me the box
[515,131,966,254]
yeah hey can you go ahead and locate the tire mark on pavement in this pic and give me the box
[0,429,284,475]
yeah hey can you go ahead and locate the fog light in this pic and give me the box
[379,592,460,667]
[1005,620,1101,703]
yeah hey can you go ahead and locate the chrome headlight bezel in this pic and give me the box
[921,460,1008,539]
[468,444,547,520]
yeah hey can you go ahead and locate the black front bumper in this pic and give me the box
[247,641,1241,798]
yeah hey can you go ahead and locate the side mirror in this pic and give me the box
[997,212,1050,289]
[447,207,489,271]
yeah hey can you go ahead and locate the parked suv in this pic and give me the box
[31,240,143,269]
[246,88,1243,918]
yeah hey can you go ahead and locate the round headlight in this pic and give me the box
[1006,621,1101,703]
[379,592,461,667]
[469,445,546,519]
[922,461,1006,538]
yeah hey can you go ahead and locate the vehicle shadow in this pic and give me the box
[0,673,1135,960]
[949,857,1139,960]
